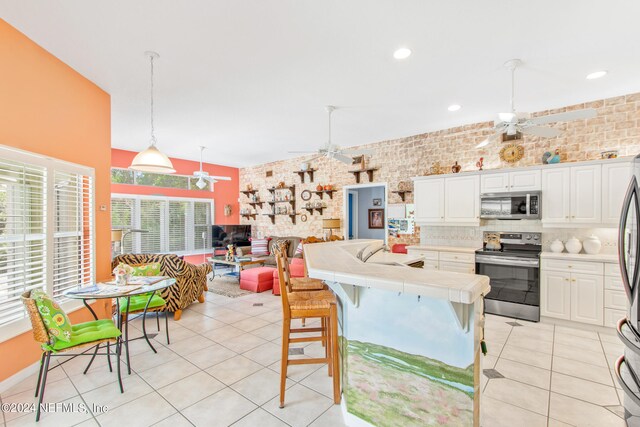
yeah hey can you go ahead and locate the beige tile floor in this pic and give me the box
[0,288,628,427]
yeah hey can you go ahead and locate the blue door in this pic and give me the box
[348,193,354,239]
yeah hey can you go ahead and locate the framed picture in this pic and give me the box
[368,209,384,229]
[373,198,382,206]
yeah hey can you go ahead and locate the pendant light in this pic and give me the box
[130,51,176,173]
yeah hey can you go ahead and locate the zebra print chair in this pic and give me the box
[111,254,212,320]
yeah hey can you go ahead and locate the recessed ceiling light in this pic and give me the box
[448,104,461,112]
[393,48,412,60]
[586,70,607,80]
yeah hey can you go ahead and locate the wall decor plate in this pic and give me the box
[301,190,312,201]
[499,143,525,163]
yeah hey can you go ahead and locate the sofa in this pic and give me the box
[111,254,212,320]
[239,235,303,266]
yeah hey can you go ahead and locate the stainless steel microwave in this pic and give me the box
[480,191,541,220]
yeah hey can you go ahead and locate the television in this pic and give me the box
[211,225,252,248]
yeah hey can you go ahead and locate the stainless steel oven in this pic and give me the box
[476,232,541,322]
[480,191,541,220]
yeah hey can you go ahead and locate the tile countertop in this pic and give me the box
[406,245,481,254]
[303,239,490,304]
[540,251,619,263]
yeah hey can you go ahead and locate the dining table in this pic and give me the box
[64,277,176,376]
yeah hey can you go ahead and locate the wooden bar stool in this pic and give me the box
[280,250,326,292]
[275,253,341,408]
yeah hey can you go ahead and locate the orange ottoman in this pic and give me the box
[240,267,276,293]
[272,260,305,295]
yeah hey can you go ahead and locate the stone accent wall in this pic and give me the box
[240,93,640,243]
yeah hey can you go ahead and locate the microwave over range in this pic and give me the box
[480,191,541,220]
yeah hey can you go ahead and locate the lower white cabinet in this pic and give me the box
[408,249,475,274]
[439,260,475,274]
[541,257,621,327]
[541,270,571,320]
[570,273,604,326]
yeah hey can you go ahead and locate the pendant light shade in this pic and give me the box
[130,51,176,174]
[130,144,176,173]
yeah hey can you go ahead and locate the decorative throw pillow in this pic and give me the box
[295,242,304,256]
[130,263,162,276]
[250,238,270,256]
[271,239,290,256]
[31,289,72,343]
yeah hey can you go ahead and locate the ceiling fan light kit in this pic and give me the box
[130,51,176,174]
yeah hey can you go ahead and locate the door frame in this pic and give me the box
[342,182,388,244]
[347,190,359,239]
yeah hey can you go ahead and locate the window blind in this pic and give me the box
[0,148,95,329]
[0,159,46,326]
[111,195,213,255]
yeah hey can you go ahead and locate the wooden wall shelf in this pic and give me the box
[348,168,378,183]
[295,169,317,183]
[267,186,296,192]
[262,213,296,224]
[303,207,325,214]
[240,189,258,196]
[391,190,412,202]
[241,214,256,220]
[247,202,264,208]
[312,190,336,200]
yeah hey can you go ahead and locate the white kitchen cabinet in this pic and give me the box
[414,178,445,223]
[480,173,509,193]
[542,167,571,224]
[541,270,571,320]
[570,273,604,325]
[510,170,541,192]
[439,261,475,274]
[480,170,540,194]
[407,249,475,273]
[444,175,479,225]
[570,165,602,224]
[602,162,632,225]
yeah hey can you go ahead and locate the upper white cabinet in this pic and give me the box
[542,167,571,225]
[481,170,541,193]
[602,162,632,225]
[413,178,445,223]
[444,175,480,225]
[414,175,478,225]
[542,164,601,227]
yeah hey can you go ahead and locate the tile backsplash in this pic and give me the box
[420,220,619,253]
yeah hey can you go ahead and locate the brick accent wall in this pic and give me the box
[240,93,640,243]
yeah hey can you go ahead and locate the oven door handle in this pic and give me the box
[475,255,539,267]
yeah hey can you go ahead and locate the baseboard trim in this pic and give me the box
[0,361,40,395]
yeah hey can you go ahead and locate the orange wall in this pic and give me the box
[111,148,240,226]
[0,19,112,381]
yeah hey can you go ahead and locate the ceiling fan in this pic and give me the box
[287,106,373,164]
[192,146,232,189]
[476,59,597,148]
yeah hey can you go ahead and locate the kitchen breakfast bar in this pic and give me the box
[303,240,491,427]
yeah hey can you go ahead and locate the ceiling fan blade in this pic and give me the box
[529,108,597,125]
[288,150,318,154]
[340,148,374,156]
[476,131,503,148]
[520,126,562,138]
[209,176,231,181]
[332,153,354,164]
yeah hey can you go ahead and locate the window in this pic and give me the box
[0,147,95,329]
[110,168,212,191]
[111,194,213,255]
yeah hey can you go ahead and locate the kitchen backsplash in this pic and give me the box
[420,220,619,253]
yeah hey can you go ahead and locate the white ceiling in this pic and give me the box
[2,1,640,168]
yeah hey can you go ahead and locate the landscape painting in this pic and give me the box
[343,289,475,426]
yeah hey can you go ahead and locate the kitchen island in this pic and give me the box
[304,239,490,427]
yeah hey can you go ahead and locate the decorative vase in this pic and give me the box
[300,162,309,171]
[583,235,602,255]
[565,237,582,254]
[451,161,461,173]
[316,184,323,191]
[550,239,565,253]
[324,184,332,191]
[115,274,128,286]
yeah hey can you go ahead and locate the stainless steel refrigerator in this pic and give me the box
[616,155,640,426]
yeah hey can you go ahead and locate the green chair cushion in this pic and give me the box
[31,289,72,343]
[44,319,121,352]
[119,294,166,313]
[130,262,162,276]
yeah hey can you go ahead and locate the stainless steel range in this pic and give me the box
[476,231,541,322]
